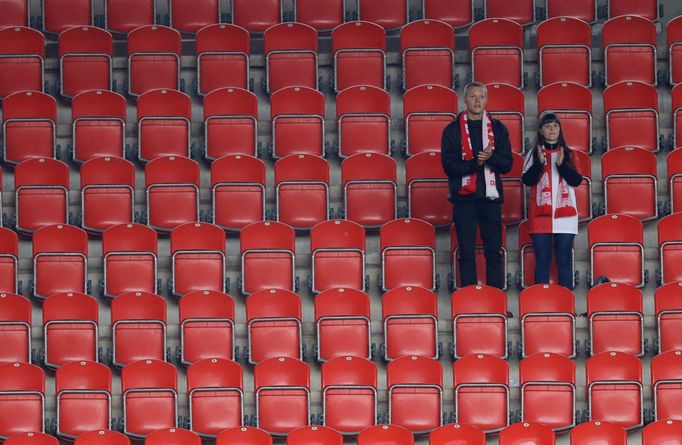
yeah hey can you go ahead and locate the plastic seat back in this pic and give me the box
[499,422,555,445]
[288,426,343,445]
[105,0,154,34]
[0,26,44,99]
[668,17,682,85]
[342,153,397,227]
[74,430,130,445]
[537,17,592,87]
[602,16,657,86]
[5,433,57,445]
[572,150,593,221]
[145,156,200,232]
[145,428,200,445]
[232,0,281,33]
[170,0,219,34]
[14,160,69,235]
[658,216,682,287]
[487,83,525,154]
[501,152,526,225]
[484,0,535,26]
[601,146,657,220]
[668,148,682,214]
[264,22,318,94]
[81,157,135,233]
[43,292,99,368]
[170,223,226,297]
[358,425,414,445]
[294,0,344,31]
[603,81,659,152]
[275,154,329,229]
[0,362,45,440]
[310,221,366,293]
[382,286,439,360]
[111,292,167,367]
[519,284,576,357]
[0,230,19,294]
[3,91,57,165]
[587,214,644,287]
[452,285,508,358]
[196,24,250,94]
[58,26,113,98]
[429,423,485,445]
[332,21,386,92]
[469,19,524,88]
[570,421,626,445]
[32,225,88,301]
[400,20,455,90]
[240,221,296,295]
[0,292,31,364]
[127,25,182,96]
[204,88,258,159]
[357,0,407,29]
[380,218,436,291]
[608,0,659,21]
[537,82,593,154]
[336,86,391,157]
[211,154,266,230]
[180,291,236,364]
[42,0,92,34]
[651,351,682,422]
[71,90,127,162]
[546,0,596,22]
[0,0,29,28]
[587,283,643,357]
[102,223,158,298]
[422,0,473,28]
[403,85,457,156]
[655,282,682,354]
[246,289,302,364]
[405,151,450,226]
[643,419,682,445]
[271,87,326,158]
[217,426,272,445]
[137,88,192,162]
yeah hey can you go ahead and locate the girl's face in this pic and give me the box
[540,121,561,144]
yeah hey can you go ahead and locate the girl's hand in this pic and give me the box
[536,145,546,164]
[556,148,565,166]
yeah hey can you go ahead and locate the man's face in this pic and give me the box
[464,86,487,116]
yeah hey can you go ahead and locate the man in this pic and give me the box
[441,82,513,289]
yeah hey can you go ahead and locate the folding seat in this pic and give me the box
[81,157,135,233]
[537,17,592,88]
[453,354,510,433]
[0,0,29,28]
[572,150,593,222]
[145,156,200,232]
[336,86,391,158]
[588,214,644,287]
[450,224,508,289]
[403,85,457,156]
[321,356,377,434]
[288,426,343,445]
[3,91,57,165]
[271,87,325,158]
[430,425,486,445]
[487,83,525,154]
[519,284,576,358]
[32,225,88,301]
[42,292,99,368]
[136,89,191,162]
[169,223,227,297]
[358,425,414,445]
[387,355,443,434]
[484,0,534,26]
[246,289,302,364]
[0,26,44,99]
[275,155,329,229]
[659,213,682,284]
[382,286,439,361]
[314,288,371,361]
[180,291,235,364]
[602,16,657,86]
[217,426,272,445]
[643,420,682,445]
[105,0,154,34]
[294,0,344,31]
[42,0,92,34]
[587,283,643,357]
[380,218,436,291]
[501,152,526,225]
[55,361,112,439]
[170,0,220,34]
[537,82,593,154]
[240,221,296,295]
[211,155,265,230]
[603,81,659,152]
[400,20,455,90]
[669,149,682,213]
[187,358,243,437]
[58,26,113,99]
[0,362,45,439]
[310,221,366,293]
[469,19,524,88]
[204,88,258,159]
[570,421,627,445]
[5,433,58,445]
[668,17,682,86]
[0,293,31,364]
[585,352,643,429]
[121,359,178,438]
[111,292,167,367]
[341,153,397,227]
[500,423,555,445]
[518,222,576,289]
[254,357,310,435]
[102,224,158,298]
[451,285,508,359]
[332,21,386,92]
[601,147,658,221]
[655,282,682,354]
[405,151,450,226]
[607,0,659,21]
[74,430,131,445]
[520,353,576,431]
[357,0,408,29]
[264,23,318,94]
[127,25,182,97]
[545,0,596,23]
[0,229,19,294]
[145,428,200,445]
[71,90,127,162]
[651,351,682,421]
[196,25,250,95]
[231,0,282,33]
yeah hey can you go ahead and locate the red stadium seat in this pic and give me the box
[246,289,302,364]
[570,421,626,445]
[643,420,682,445]
[32,225,88,301]
[520,353,576,431]
[196,25,250,95]
[5,433,58,445]
[358,425,414,445]
[387,356,443,434]
[658,214,682,286]
[0,293,30,364]
[111,292,167,367]
[668,148,682,213]
[0,26,44,99]
[336,86,391,157]
[655,282,682,354]
[601,147,658,220]
[651,351,682,422]
[602,16,657,86]
[429,424,485,445]
[0,362,45,440]
[672,86,682,149]
[545,0,596,23]
[668,17,682,85]
[264,22,318,94]
[382,286,439,361]
[294,0,344,31]
[422,0,473,28]
[332,21,386,92]
[603,81,659,152]
[127,25,181,97]
[42,0,92,34]
[403,85,457,156]
[137,88,191,162]
[275,155,329,229]
[179,290,235,364]
[469,19,524,88]
[322,356,377,434]
[43,292,98,368]
[519,284,576,358]
[518,221,575,289]
[357,0,407,29]
[55,361,111,439]
[80,157,135,233]
[211,155,265,230]
[587,283,643,357]
[572,150,593,222]
[405,151,450,226]
[0,230,19,295]
[240,221,296,295]
[380,218,436,291]
[310,221,366,293]
[288,426,343,445]
[607,0,659,21]
[499,422,555,444]
[58,26,112,99]
[341,153,397,227]
[453,354,510,433]
[121,360,178,438]
[3,91,57,165]
[204,88,258,159]
[450,224,508,289]
[314,288,371,362]
[102,223,158,298]
[484,0,534,26]
[537,82,593,154]
[452,285,508,359]
[487,84,525,154]
[170,0,219,34]
[71,90,126,162]
[145,156,200,232]
[170,223,227,297]
[105,0,154,34]
[145,428,200,445]
[74,430,130,445]
[400,20,455,90]
[270,87,325,158]
[501,152,526,224]
[588,214,644,287]
[187,358,243,437]
[537,17,592,88]
[0,0,29,28]
[231,0,281,33]
[217,427,272,445]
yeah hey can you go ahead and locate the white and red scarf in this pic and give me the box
[534,146,577,218]
[458,111,499,199]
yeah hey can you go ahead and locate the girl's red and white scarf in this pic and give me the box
[458,111,499,199]
[534,146,577,218]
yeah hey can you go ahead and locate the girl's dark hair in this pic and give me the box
[533,112,574,167]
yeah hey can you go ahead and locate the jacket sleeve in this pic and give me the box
[486,120,513,175]
[557,158,583,187]
[441,121,478,178]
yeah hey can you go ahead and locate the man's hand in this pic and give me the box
[477,145,493,166]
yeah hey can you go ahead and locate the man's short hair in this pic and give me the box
[463,82,488,97]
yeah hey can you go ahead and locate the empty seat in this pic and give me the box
[570,421,626,445]
[452,285,508,359]
[607,0,659,21]
[288,426,343,445]
[42,0,92,34]
[336,86,391,157]
[668,16,682,85]
[537,82,593,154]
[137,88,192,162]
[450,224,508,289]
[546,0,596,22]
[211,155,265,230]
[43,292,99,368]
[179,290,235,364]
[0,0,29,28]
[105,0,154,34]
[658,214,682,286]
[196,24,250,95]
[322,356,377,434]
[294,0,344,31]
[643,419,682,445]
[170,0,219,34]
[602,16,657,86]
[422,0,473,28]
[0,362,45,440]
[275,155,329,229]
[217,426,272,445]
[145,428,200,445]
[111,292,167,367]
[601,147,658,220]
[310,220,366,293]
[400,20,455,90]
[74,430,130,445]
[502,424,556,445]
[487,0,535,25]
[246,289,302,364]
[655,282,682,354]
[264,22,318,94]
[127,25,181,97]
[5,433,58,445]
[0,229,19,294]
[341,153,397,227]
[357,0,407,29]
[587,214,644,287]
[240,221,296,295]
[32,225,88,301]
[3,91,57,165]
[520,353,576,431]
[58,26,113,98]
[102,223,158,298]
[204,88,259,159]
[380,218,436,291]
[145,156,200,232]
[518,221,576,289]
[80,157,135,233]
[403,85,457,156]
[382,286,439,361]
[405,151,450,226]
[170,223,227,297]
[71,90,127,162]
[519,284,576,358]
[469,19,524,88]
[429,423,485,445]
[572,150,593,222]
[314,288,371,362]
[587,283,643,357]
[358,425,414,445]
[651,351,682,421]
[332,21,386,92]
[603,81,659,152]
[231,0,281,33]
[121,359,178,438]
[187,358,243,437]
[387,355,443,434]
[501,152,526,226]
[0,293,30,364]
[271,87,325,158]
[668,148,682,213]
[55,361,111,439]
[487,83,525,154]
[537,17,592,88]
[0,26,44,99]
